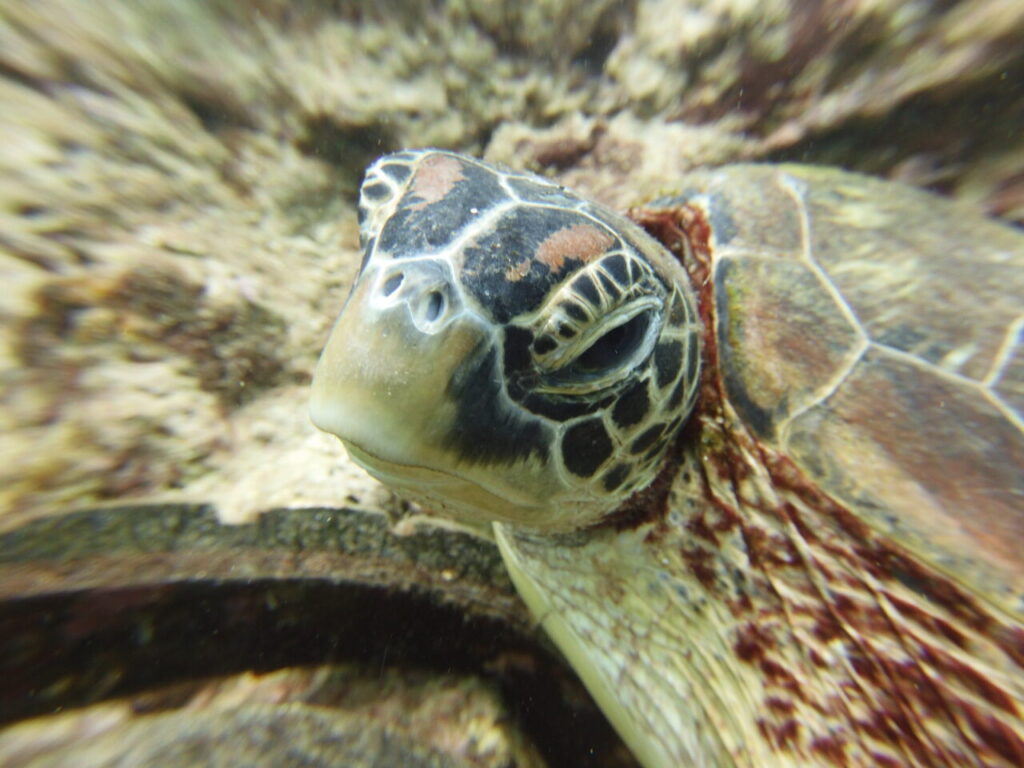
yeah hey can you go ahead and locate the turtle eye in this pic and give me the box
[573,311,652,373]
[536,305,659,396]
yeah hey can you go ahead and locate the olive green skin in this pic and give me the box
[313,154,1024,768]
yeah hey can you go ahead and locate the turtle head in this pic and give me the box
[311,150,701,531]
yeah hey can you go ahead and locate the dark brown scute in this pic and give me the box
[462,206,615,325]
[601,463,632,492]
[611,379,650,429]
[561,418,614,477]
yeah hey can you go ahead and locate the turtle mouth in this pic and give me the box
[344,442,462,493]
[341,441,590,529]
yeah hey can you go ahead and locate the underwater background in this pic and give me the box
[0,1,1021,766]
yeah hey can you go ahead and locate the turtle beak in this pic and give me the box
[310,259,484,472]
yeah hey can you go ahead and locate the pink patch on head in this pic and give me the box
[409,155,466,211]
[535,224,614,273]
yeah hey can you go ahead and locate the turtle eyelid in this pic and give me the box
[573,310,653,372]
[535,302,661,395]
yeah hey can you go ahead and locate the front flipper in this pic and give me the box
[495,446,1024,768]
[495,519,775,768]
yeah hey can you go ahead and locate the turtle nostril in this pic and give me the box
[425,291,445,321]
[382,273,404,296]
[372,262,455,331]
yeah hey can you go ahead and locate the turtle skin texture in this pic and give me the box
[311,151,1024,768]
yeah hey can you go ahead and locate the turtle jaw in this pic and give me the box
[309,260,485,488]
[340,442,571,528]
[310,262,578,529]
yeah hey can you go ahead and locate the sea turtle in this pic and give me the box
[310,150,1024,767]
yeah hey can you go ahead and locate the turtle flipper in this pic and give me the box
[496,428,1024,768]
[496,520,773,768]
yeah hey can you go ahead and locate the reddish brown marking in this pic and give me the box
[810,736,848,766]
[962,704,1024,764]
[765,696,796,715]
[894,659,949,714]
[743,526,768,569]
[534,224,614,273]
[632,203,713,264]
[409,154,465,211]
[729,590,755,616]
[708,502,741,533]
[932,616,970,649]
[885,593,968,650]
[847,647,882,686]
[831,592,861,619]
[812,613,843,643]
[735,622,771,664]
[704,420,754,486]
[869,756,902,768]
[917,641,1020,715]
[765,454,870,540]
[686,511,719,546]
[602,444,681,532]
[760,658,797,686]
[763,448,1012,658]
[784,501,821,544]
[771,534,801,568]
[861,709,931,766]
[682,546,718,590]
[693,445,752,528]
[743,525,802,572]
[868,543,993,633]
[772,719,801,748]
[1001,626,1024,669]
